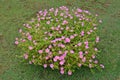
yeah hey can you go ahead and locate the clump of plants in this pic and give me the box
[15,6,104,75]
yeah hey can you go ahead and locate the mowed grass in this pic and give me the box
[0,0,120,80]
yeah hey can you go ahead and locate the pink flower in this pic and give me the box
[94,60,98,64]
[81,22,84,26]
[70,35,74,39]
[79,51,83,55]
[90,29,93,33]
[46,21,50,24]
[65,38,70,43]
[77,8,82,12]
[59,50,62,54]
[45,56,49,60]
[85,45,89,49]
[62,20,68,25]
[45,48,50,53]
[74,34,78,37]
[78,63,82,67]
[43,64,47,68]
[92,55,95,59]
[24,53,28,59]
[15,41,19,45]
[29,61,32,64]
[82,57,86,62]
[29,46,33,50]
[100,64,104,68]
[66,26,69,30]
[77,42,82,46]
[81,31,84,36]
[19,29,22,33]
[60,60,65,65]
[28,35,32,41]
[48,45,52,48]
[96,36,100,43]
[89,64,92,68]
[68,70,72,75]
[79,55,83,59]
[38,50,43,54]
[61,44,65,48]
[50,64,54,69]
[87,31,91,35]
[94,48,98,51]
[70,50,74,54]
[60,70,64,74]
[51,27,54,30]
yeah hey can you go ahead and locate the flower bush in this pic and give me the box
[15,6,104,75]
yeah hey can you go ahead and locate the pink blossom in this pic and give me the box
[24,53,28,59]
[94,60,98,64]
[65,38,70,43]
[90,29,93,33]
[70,35,74,39]
[85,45,89,49]
[15,41,19,45]
[89,64,92,68]
[45,56,49,60]
[61,36,65,39]
[79,51,83,55]
[59,51,62,54]
[50,64,54,69]
[38,50,43,54]
[89,59,92,62]
[92,55,96,59]
[22,39,26,42]
[46,21,50,24]
[81,31,84,36]
[78,63,82,67]
[28,35,32,41]
[70,50,74,54]
[79,55,83,59]
[82,57,86,62]
[87,31,91,35]
[48,45,52,48]
[77,8,82,12]
[43,64,47,68]
[61,44,65,48]
[60,70,64,74]
[100,64,104,68]
[19,29,22,33]
[68,70,72,75]
[74,34,78,37]
[60,60,65,65]
[29,61,32,64]
[29,46,33,50]
[51,27,54,30]
[81,22,84,27]
[60,13,64,16]
[96,36,100,43]
[66,26,69,30]
[45,48,50,53]
[77,42,82,46]
[94,48,98,51]
[62,20,68,25]
[85,51,88,54]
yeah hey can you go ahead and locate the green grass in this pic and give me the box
[0,0,120,80]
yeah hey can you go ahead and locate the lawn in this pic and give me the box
[0,0,120,80]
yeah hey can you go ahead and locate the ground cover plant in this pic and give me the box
[15,6,104,75]
[0,0,120,80]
